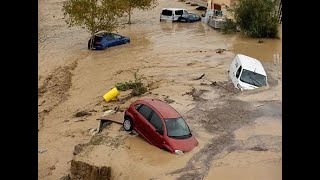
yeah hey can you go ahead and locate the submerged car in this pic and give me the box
[160,8,201,23]
[123,98,198,154]
[180,13,201,22]
[88,31,130,50]
[160,8,188,22]
[229,54,268,90]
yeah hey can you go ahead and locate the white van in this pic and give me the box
[229,54,268,90]
[160,8,189,22]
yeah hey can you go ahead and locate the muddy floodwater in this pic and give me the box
[38,0,282,179]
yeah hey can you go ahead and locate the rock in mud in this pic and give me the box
[70,160,111,180]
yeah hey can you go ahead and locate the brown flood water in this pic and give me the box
[38,0,281,179]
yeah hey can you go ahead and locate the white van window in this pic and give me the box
[162,10,172,16]
[240,69,267,87]
[236,66,242,78]
[175,10,183,15]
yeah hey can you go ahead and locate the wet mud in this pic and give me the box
[39,0,281,179]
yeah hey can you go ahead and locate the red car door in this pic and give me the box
[135,105,154,144]
[146,110,165,148]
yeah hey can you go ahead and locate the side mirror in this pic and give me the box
[156,129,163,135]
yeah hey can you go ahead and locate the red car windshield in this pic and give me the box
[165,118,191,139]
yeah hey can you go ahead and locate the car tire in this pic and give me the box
[88,39,91,49]
[123,117,133,131]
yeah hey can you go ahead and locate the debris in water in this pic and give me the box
[38,148,47,153]
[196,6,207,11]
[193,73,205,80]
[215,48,227,54]
[74,111,91,117]
[74,119,85,122]
[88,128,98,136]
[60,174,71,180]
[50,165,56,170]
[103,110,116,117]
[250,146,268,151]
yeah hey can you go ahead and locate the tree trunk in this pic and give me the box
[128,7,132,24]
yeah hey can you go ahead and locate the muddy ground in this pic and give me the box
[38,0,282,179]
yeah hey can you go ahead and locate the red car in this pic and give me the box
[123,98,198,154]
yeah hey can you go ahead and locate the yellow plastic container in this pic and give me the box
[103,87,119,102]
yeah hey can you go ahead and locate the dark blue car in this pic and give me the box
[178,13,201,23]
[88,32,130,50]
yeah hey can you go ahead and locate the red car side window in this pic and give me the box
[137,105,152,121]
[150,112,163,131]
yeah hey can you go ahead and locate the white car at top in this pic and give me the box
[229,54,268,90]
[160,8,189,22]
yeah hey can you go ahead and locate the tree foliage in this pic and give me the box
[124,0,158,24]
[62,0,128,35]
[224,0,279,38]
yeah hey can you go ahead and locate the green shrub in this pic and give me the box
[115,72,147,96]
[230,0,279,38]
[221,18,238,34]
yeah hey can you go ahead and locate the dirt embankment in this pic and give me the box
[38,61,78,130]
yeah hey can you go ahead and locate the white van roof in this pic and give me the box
[236,54,267,76]
[162,8,186,11]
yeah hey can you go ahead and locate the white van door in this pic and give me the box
[160,9,174,21]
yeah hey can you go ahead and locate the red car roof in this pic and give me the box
[140,98,181,119]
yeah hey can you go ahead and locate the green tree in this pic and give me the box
[62,0,127,49]
[226,0,279,38]
[124,0,158,24]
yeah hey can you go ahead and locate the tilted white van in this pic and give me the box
[229,54,268,90]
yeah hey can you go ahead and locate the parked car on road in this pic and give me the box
[181,13,201,22]
[160,8,201,23]
[160,8,188,22]
[88,31,130,50]
[229,54,268,90]
[123,98,198,154]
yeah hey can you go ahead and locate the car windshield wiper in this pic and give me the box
[248,73,262,87]
[169,133,191,138]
